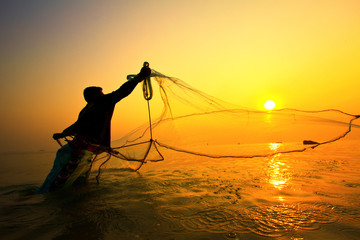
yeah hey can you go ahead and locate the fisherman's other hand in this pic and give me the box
[53,133,64,140]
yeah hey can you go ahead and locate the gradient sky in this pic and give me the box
[1,0,359,152]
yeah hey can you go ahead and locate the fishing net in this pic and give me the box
[89,68,360,181]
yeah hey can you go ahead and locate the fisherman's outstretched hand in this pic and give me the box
[138,62,151,80]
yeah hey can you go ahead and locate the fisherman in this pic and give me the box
[36,63,151,193]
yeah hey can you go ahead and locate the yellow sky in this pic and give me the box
[0,0,359,152]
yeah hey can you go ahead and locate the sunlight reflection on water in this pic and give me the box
[266,143,291,191]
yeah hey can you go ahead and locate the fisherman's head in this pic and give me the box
[83,86,103,103]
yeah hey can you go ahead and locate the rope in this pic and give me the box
[147,100,153,140]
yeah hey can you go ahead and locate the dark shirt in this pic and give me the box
[62,79,140,147]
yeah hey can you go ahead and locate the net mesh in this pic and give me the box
[89,69,360,181]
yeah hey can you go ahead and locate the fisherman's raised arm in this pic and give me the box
[109,63,151,103]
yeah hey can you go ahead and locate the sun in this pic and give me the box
[264,100,276,110]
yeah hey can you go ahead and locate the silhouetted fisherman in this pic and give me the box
[36,64,151,193]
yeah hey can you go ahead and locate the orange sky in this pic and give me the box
[1,0,359,152]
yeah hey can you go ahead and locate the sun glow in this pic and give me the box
[264,100,276,110]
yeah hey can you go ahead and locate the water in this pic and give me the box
[1,140,360,240]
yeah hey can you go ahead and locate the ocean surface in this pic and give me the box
[1,140,360,240]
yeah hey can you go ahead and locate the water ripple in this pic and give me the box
[158,201,338,237]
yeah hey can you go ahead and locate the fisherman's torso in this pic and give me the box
[76,96,116,147]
